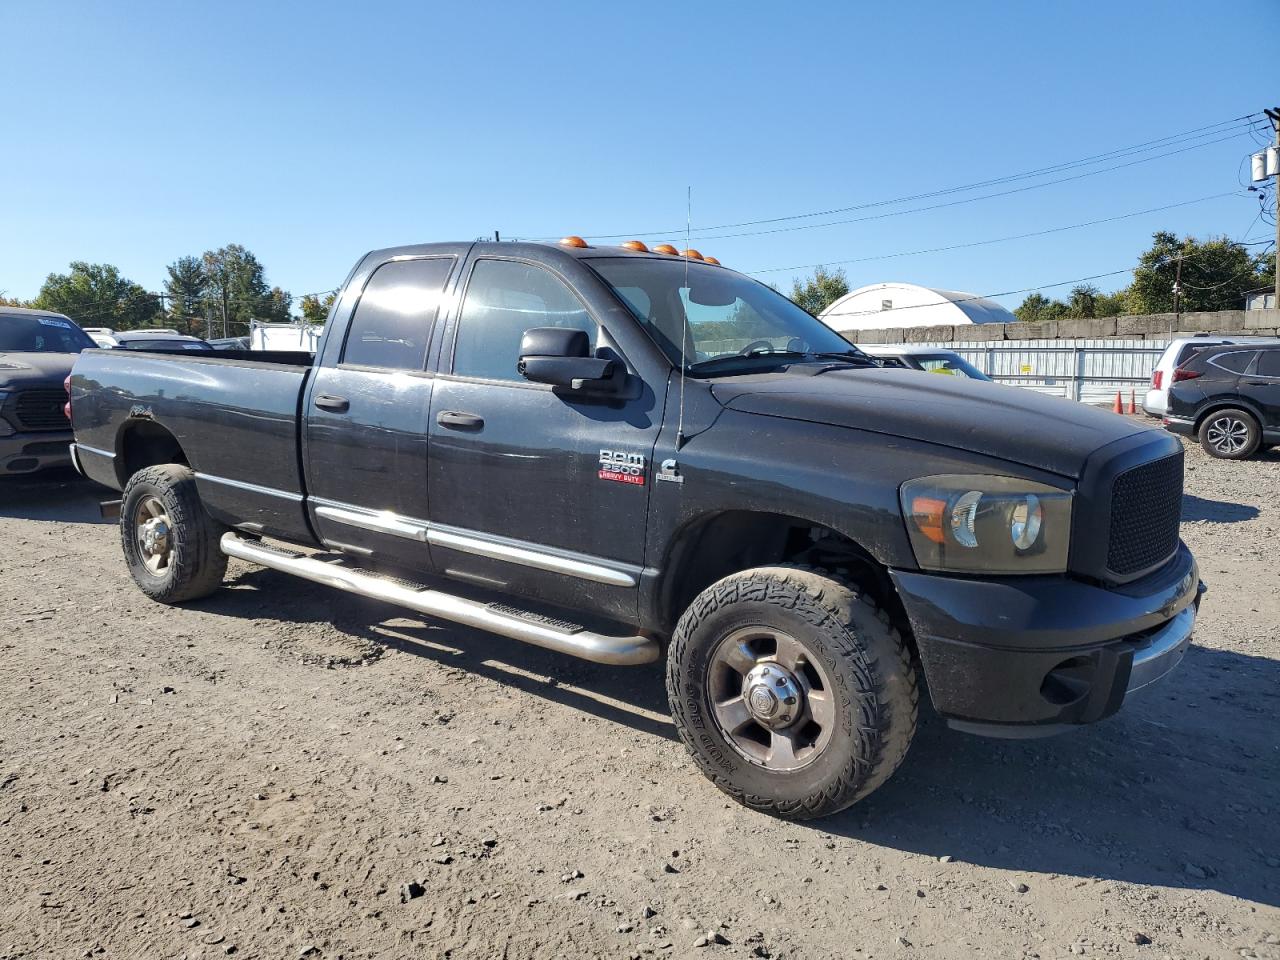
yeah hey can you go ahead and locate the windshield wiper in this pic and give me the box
[687,350,809,373]
[809,351,876,365]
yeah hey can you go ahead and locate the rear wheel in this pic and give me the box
[1197,408,1260,460]
[121,464,228,602]
[666,565,917,820]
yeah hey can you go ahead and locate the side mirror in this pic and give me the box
[518,327,621,393]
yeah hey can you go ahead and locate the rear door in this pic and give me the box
[425,255,665,623]
[1243,348,1280,432]
[303,254,460,571]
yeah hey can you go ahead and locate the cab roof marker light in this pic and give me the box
[682,249,705,260]
[652,243,680,256]
[703,256,721,266]
[621,240,649,252]
[559,235,589,248]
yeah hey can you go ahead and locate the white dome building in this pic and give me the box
[819,282,1015,332]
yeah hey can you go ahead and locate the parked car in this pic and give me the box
[70,239,1201,819]
[81,326,119,348]
[0,306,96,475]
[1142,335,1274,417]
[112,331,215,352]
[1163,342,1280,459]
[208,336,251,351]
[859,345,992,381]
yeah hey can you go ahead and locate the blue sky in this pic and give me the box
[1,0,1276,311]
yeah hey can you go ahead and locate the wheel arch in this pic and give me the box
[1193,397,1264,431]
[652,508,913,648]
[115,419,189,487]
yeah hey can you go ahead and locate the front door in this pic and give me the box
[427,256,664,624]
[304,254,458,572]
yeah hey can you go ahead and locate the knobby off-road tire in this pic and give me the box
[121,464,228,603]
[666,565,918,820]
[1197,407,1261,460]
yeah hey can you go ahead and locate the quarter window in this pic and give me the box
[452,260,594,382]
[1207,350,1257,375]
[343,258,454,370]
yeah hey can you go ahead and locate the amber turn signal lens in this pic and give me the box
[703,256,721,266]
[909,496,948,545]
[652,243,679,255]
[559,235,589,248]
[621,240,649,252]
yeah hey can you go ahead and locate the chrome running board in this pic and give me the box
[219,533,658,667]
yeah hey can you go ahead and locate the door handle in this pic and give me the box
[436,410,484,429]
[1244,380,1268,386]
[314,394,350,412]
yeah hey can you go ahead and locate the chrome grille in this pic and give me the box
[1107,454,1183,576]
[12,388,70,432]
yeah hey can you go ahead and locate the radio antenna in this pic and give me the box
[676,186,691,450]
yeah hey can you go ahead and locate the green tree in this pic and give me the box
[790,266,849,317]
[33,261,160,329]
[1127,231,1274,314]
[199,244,292,335]
[299,291,337,325]
[0,292,31,307]
[1013,292,1070,323]
[163,255,209,335]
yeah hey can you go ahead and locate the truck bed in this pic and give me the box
[70,349,317,543]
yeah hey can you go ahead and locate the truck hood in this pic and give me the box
[0,351,78,386]
[711,366,1152,479]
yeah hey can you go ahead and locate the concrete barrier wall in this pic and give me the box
[839,308,1280,345]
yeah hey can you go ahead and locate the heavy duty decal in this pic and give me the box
[599,450,646,485]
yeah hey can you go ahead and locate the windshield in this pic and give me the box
[912,353,991,381]
[0,313,96,353]
[589,258,866,373]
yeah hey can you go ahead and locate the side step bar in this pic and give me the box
[220,533,659,667]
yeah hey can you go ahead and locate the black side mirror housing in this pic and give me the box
[518,327,622,394]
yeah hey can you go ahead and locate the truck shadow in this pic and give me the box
[1181,493,1260,523]
[0,469,113,524]
[816,642,1280,908]
[211,565,1279,907]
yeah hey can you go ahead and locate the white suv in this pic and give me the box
[1142,336,1274,416]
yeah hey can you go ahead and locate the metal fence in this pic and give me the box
[915,338,1167,405]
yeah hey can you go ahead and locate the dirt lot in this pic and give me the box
[1,438,1277,960]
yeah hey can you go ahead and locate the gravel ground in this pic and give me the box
[0,437,1277,960]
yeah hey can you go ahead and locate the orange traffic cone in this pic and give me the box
[1127,390,1137,415]
[1113,391,1123,414]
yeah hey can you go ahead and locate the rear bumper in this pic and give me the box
[69,441,119,489]
[890,543,1201,735]
[0,431,73,475]
[1162,415,1196,438]
[1141,389,1165,417]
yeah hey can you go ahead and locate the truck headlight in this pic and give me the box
[901,475,1073,574]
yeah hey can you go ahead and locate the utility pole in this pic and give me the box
[1268,107,1280,306]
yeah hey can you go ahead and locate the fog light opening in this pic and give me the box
[1040,656,1094,706]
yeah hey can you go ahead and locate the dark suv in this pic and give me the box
[1164,342,1280,459]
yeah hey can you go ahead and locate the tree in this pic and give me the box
[163,255,209,335]
[33,261,160,329]
[199,244,292,335]
[299,291,337,325]
[0,292,31,307]
[1127,231,1274,314]
[1013,292,1070,323]
[790,266,849,317]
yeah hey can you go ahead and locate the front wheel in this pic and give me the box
[666,565,918,820]
[121,464,228,603]
[1197,408,1260,459]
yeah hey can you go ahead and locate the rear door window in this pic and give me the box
[343,257,455,370]
[1256,349,1280,378]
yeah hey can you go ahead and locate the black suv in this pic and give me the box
[1164,342,1280,459]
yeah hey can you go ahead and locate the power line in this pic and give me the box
[536,114,1260,241]
[745,191,1245,275]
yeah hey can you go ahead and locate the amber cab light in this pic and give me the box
[621,240,649,252]
[559,235,589,248]
[703,256,721,266]
[652,243,680,255]
[682,249,704,260]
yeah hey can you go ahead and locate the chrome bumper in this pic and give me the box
[1126,603,1196,692]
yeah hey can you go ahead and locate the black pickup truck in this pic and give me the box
[69,239,1202,819]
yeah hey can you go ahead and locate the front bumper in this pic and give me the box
[890,542,1201,736]
[0,430,74,475]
